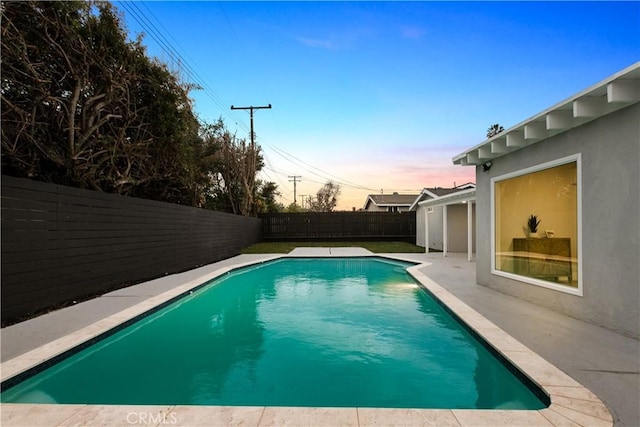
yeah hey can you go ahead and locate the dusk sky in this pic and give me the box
[115,1,640,210]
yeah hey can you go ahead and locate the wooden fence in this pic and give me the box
[260,211,416,241]
[1,175,261,324]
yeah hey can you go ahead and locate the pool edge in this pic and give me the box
[0,252,613,427]
[404,264,613,427]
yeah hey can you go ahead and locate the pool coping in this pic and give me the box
[0,252,613,426]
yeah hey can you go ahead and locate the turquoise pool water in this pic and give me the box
[1,257,547,409]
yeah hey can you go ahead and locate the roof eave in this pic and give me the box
[453,62,640,166]
[418,188,476,207]
[363,196,376,210]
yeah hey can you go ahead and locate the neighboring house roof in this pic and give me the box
[408,183,476,211]
[453,62,640,166]
[363,193,420,210]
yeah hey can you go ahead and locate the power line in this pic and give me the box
[262,158,291,187]
[216,2,239,43]
[264,143,371,190]
[264,164,325,186]
[230,104,272,147]
[262,143,378,192]
[119,2,380,198]
[118,1,251,133]
[119,2,305,205]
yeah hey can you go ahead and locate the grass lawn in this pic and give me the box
[241,241,425,254]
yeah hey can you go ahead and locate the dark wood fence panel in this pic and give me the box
[1,175,261,323]
[260,211,416,241]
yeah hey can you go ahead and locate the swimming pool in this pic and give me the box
[1,257,547,409]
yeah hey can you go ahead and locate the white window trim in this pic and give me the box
[490,154,583,296]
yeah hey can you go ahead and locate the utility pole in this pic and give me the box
[230,104,272,148]
[230,104,271,214]
[299,194,307,209]
[289,175,302,205]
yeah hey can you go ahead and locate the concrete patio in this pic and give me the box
[1,250,637,426]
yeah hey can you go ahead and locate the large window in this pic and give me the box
[492,155,581,295]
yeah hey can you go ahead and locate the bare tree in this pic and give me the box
[203,123,263,216]
[307,181,341,212]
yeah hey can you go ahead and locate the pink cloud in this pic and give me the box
[331,165,476,211]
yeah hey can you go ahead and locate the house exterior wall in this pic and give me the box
[475,103,639,338]
[447,204,476,253]
[429,206,445,251]
[417,204,476,252]
[416,205,444,251]
[367,205,410,213]
[364,204,386,212]
[416,206,425,247]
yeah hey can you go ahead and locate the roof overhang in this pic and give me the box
[363,196,374,210]
[453,62,640,166]
[408,190,435,211]
[418,188,476,208]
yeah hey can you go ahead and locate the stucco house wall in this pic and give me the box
[392,206,411,213]
[447,204,476,253]
[364,204,386,212]
[475,103,639,337]
[416,205,445,251]
[416,206,426,247]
